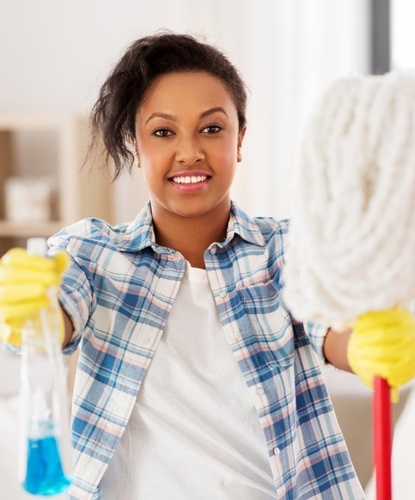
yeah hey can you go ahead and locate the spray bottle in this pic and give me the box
[20,237,72,495]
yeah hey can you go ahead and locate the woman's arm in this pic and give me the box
[323,328,353,372]
[61,306,75,348]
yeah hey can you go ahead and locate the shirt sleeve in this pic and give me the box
[48,227,94,355]
[304,320,329,362]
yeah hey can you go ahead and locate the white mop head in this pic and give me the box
[283,72,415,328]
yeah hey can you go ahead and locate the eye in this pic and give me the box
[201,125,222,134]
[153,128,174,137]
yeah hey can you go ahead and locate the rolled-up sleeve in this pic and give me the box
[304,320,329,362]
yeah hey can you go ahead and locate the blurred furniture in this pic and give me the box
[0,114,113,256]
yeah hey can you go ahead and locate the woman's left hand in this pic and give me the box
[347,308,415,400]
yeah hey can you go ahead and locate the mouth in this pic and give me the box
[168,173,211,192]
[170,175,209,185]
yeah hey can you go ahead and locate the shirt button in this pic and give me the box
[273,447,280,456]
[256,386,264,395]
[219,291,227,299]
[209,248,216,254]
[230,333,239,341]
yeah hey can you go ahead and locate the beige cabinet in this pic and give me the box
[0,114,113,256]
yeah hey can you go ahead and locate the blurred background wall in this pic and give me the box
[0,0,414,498]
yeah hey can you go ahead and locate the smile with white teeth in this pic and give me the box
[171,175,208,184]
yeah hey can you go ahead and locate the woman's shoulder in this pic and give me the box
[55,217,129,239]
[49,206,152,247]
[249,216,291,247]
[253,216,290,235]
[231,202,290,236]
[48,217,131,252]
[230,202,291,250]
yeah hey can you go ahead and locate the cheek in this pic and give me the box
[141,146,163,164]
[211,142,238,162]
[140,150,167,177]
[218,148,239,172]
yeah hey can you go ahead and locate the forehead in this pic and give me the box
[139,71,236,114]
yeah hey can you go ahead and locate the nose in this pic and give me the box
[175,135,205,166]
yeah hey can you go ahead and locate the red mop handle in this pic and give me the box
[373,376,392,500]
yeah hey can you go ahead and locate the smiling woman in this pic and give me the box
[0,32,365,500]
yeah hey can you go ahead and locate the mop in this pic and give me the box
[283,72,415,499]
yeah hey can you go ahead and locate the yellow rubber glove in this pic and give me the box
[0,248,68,346]
[347,307,415,402]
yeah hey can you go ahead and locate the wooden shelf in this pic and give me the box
[0,220,63,238]
[0,114,113,255]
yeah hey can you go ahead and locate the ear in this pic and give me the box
[133,139,141,168]
[237,127,246,163]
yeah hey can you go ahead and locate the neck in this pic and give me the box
[152,204,230,269]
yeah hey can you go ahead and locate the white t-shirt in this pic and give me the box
[101,263,276,499]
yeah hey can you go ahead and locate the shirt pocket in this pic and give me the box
[237,278,294,370]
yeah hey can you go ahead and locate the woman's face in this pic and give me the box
[134,71,245,223]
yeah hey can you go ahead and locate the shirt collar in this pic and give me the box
[117,201,265,253]
[224,201,265,247]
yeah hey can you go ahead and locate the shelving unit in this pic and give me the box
[0,114,113,256]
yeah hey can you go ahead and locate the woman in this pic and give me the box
[2,31,403,499]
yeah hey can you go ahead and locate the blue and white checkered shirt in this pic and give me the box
[49,202,364,499]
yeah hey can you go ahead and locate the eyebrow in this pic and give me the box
[200,107,229,119]
[145,106,229,124]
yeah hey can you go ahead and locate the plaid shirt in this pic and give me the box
[49,202,364,500]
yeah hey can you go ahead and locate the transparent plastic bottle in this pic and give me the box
[20,237,72,495]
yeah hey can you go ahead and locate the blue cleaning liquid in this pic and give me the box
[23,435,71,495]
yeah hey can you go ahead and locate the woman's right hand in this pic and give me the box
[0,248,68,346]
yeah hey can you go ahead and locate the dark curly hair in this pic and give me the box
[90,31,248,180]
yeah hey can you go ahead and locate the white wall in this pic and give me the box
[0,0,371,222]
[391,0,415,70]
